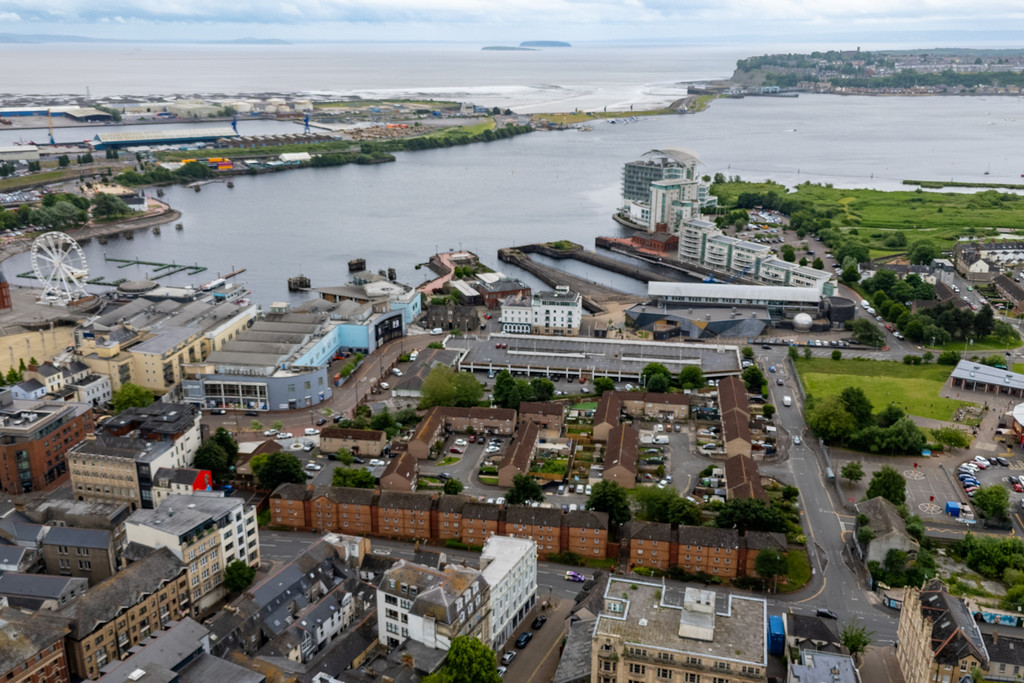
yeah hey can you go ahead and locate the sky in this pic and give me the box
[4,0,1024,43]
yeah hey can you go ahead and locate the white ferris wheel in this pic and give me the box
[31,232,88,303]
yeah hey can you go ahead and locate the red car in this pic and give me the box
[1014,483,1023,493]
[468,435,476,443]
[449,447,464,454]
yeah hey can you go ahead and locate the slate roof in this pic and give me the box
[500,421,539,474]
[919,579,989,667]
[981,631,1024,668]
[625,520,672,543]
[271,483,310,501]
[518,402,564,418]
[462,501,501,521]
[678,525,740,548]
[312,486,377,507]
[42,526,111,549]
[0,572,85,599]
[0,608,71,676]
[563,509,609,531]
[856,496,914,540]
[0,544,27,567]
[605,424,638,475]
[506,505,564,528]
[320,427,386,442]
[437,495,473,514]
[788,613,840,646]
[59,547,185,640]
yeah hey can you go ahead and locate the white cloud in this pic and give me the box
[0,11,20,21]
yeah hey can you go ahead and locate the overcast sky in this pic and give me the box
[3,0,1024,42]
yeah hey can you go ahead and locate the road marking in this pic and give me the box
[527,619,568,683]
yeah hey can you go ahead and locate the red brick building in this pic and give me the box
[0,399,94,495]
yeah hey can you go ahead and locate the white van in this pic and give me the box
[783,395,792,407]
[430,328,443,335]
[380,381,390,390]
[653,435,669,444]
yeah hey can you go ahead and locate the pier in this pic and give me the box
[104,256,208,281]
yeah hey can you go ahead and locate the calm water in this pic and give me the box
[5,42,1024,305]
[7,93,1024,306]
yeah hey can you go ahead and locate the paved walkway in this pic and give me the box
[859,644,905,683]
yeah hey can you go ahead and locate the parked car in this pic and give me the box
[531,616,547,630]
[449,447,464,454]
[998,456,1010,467]
[455,438,468,447]
[369,459,385,467]
[515,632,533,649]
[264,429,278,437]
[816,608,838,620]
[1013,483,1023,493]
[305,463,322,471]
[793,436,802,445]
[438,472,452,480]
[352,457,365,464]
[497,666,507,678]
[210,408,227,415]
[305,428,320,436]
[501,652,517,665]
[278,432,293,439]
[315,417,327,426]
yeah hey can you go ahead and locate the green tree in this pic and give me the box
[453,371,485,406]
[530,377,556,402]
[57,154,70,168]
[255,452,305,489]
[762,404,775,420]
[211,427,239,464]
[492,370,517,409]
[587,481,631,526]
[641,362,672,387]
[812,257,824,270]
[841,461,865,484]
[223,560,256,593]
[865,465,906,506]
[422,636,500,683]
[847,318,885,346]
[91,193,131,218]
[781,244,796,262]
[788,346,800,361]
[842,265,861,284]
[443,478,465,495]
[332,467,377,488]
[754,548,788,591]
[805,395,857,443]
[715,498,787,533]
[645,372,671,393]
[931,427,972,450]
[741,365,765,393]
[194,442,230,482]
[840,621,873,660]
[593,377,616,395]
[973,485,1010,520]
[506,473,543,505]
[782,485,799,502]
[839,387,874,428]
[420,366,483,408]
[678,365,705,389]
[111,383,155,412]
[831,349,842,360]
[741,346,754,359]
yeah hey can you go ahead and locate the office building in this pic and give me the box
[480,535,537,651]
[0,393,94,495]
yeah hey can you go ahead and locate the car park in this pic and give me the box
[450,447,464,454]
[455,438,468,447]
[438,472,452,480]
[1014,483,1023,493]
[515,632,533,648]
[352,457,365,464]
[486,446,500,453]
[565,571,586,582]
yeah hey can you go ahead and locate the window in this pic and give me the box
[657,669,672,680]
[79,560,92,570]
[628,663,645,675]
[684,674,700,683]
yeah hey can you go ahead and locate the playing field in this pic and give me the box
[795,358,972,421]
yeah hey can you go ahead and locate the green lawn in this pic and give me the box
[1014,364,1024,374]
[570,402,598,411]
[479,476,499,486]
[795,357,974,421]
[938,333,1021,352]
[777,549,812,594]
[440,456,461,465]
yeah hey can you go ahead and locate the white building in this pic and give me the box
[480,536,537,651]
[376,559,489,650]
[124,493,260,617]
[501,286,582,336]
[620,148,717,232]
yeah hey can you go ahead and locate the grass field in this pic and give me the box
[938,333,1021,352]
[795,357,974,421]
[778,549,812,594]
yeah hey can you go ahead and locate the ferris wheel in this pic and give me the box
[31,232,88,303]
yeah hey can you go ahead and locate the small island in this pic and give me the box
[520,40,571,47]
[482,46,537,51]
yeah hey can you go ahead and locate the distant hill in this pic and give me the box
[520,41,571,48]
[0,33,289,44]
[483,46,536,51]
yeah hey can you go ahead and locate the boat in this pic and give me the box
[175,223,183,230]
[226,181,234,189]
[156,188,164,197]
[152,226,160,235]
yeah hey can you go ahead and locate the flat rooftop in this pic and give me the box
[126,494,240,538]
[453,334,741,377]
[595,578,766,667]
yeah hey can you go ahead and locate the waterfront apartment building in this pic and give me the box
[480,536,537,651]
[376,559,490,650]
[677,221,836,295]
[124,493,260,617]
[68,403,201,509]
[58,547,189,680]
[500,286,583,336]
[0,394,94,495]
[620,149,717,232]
[592,578,767,683]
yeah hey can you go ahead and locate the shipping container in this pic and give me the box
[768,615,785,656]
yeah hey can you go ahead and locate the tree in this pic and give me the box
[91,193,131,218]
[223,560,256,593]
[641,362,672,387]
[211,427,239,463]
[741,346,754,359]
[194,442,229,482]
[492,370,517,409]
[715,498,787,533]
[632,487,702,526]
[420,366,483,408]
[931,427,972,450]
[762,404,775,420]
[841,265,861,284]
[255,452,305,489]
[840,621,873,660]
[111,383,155,412]
[839,387,874,428]
[781,244,796,262]
[831,349,842,360]
[805,395,857,443]
[57,154,70,168]
[587,481,631,526]
[848,318,884,347]
[422,636,500,683]
[865,465,906,506]
[974,305,995,338]
[593,377,616,395]
[678,365,705,389]
[645,372,671,393]
[453,372,485,407]
[754,549,788,591]
[782,485,799,502]
[741,365,765,393]
[506,474,544,505]
[812,257,824,270]
[443,478,464,495]
[973,485,1010,520]
[332,467,377,488]
[841,461,865,484]
[530,377,556,402]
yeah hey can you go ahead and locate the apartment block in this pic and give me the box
[40,526,117,586]
[124,493,260,617]
[0,394,94,495]
[58,547,188,680]
[480,535,538,651]
[592,578,767,683]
